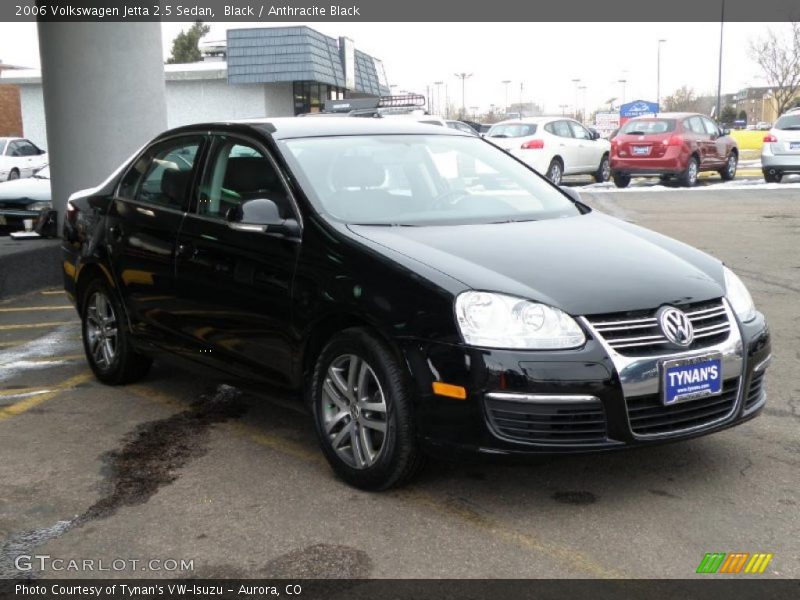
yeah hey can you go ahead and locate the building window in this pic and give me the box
[293,81,347,115]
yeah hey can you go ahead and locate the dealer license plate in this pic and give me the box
[661,354,722,405]
[632,145,651,156]
[790,142,800,150]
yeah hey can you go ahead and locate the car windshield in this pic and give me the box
[620,119,676,135]
[488,124,537,138]
[281,135,582,226]
[775,114,800,130]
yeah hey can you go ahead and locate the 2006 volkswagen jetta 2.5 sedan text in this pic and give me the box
[62,118,771,490]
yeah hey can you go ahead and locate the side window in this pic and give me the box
[7,141,21,157]
[569,122,591,140]
[118,137,202,209]
[686,117,705,135]
[551,120,573,138]
[17,140,39,156]
[702,118,720,136]
[198,137,292,221]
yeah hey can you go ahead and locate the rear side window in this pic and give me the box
[118,136,203,209]
[775,114,800,130]
[545,121,573,138]
[489,124,537,138]
[620,119,676,135]
[685,117,706,134]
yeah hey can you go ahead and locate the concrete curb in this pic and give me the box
[0,237,62,300]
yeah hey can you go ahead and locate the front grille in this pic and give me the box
[745,371,766,410]
[626,378,739,436]
[587,298,731,357]
[484,396,607,445]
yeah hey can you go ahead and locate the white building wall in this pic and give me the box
[13,78,297,151]
[18,84,47,148]
[165,79,268,127]
[265,82,295,117]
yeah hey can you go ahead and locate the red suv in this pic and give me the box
[610,113,738,187]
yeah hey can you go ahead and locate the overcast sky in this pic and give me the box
[0,21,790,115]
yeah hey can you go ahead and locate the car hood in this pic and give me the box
[0,177,51,204]
[347,212,725,316]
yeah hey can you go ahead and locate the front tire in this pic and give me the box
[719,152,737,181]
[310,328,424,490]
[593,154,611,183]
[8,169,19,181]
[81,278,152,385]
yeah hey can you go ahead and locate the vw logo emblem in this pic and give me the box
[658,306,694,347]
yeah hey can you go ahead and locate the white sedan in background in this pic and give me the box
[486,117,611,185]
[0,137,49,181]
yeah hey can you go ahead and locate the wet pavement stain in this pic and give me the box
[0,384,246,578]
[258,543,372,578]
[551,491,598,505]
[648,489,682,500]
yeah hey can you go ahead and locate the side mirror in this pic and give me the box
[227,198,300,237]
[589,128,600,140]
[721,128,731,136]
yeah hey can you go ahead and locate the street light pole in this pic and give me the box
[434,80,443,115]
[502,79,511,115]
[571,78,581,120]
[454,72,472,119]
[715,0,726,122]
[657,39,667,112]
[578,85,587,123]
[618,79,627,105]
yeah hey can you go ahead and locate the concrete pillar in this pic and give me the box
[37,23,168,230]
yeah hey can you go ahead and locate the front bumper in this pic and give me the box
[401,302,770,457]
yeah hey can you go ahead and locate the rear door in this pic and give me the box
[173,133,301,385]
[685,116,714,167]
[567,120,598,171]
[106,134,207,345]
[545,120,579,173]
[701,117,727,165]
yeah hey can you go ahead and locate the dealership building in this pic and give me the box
[0,26,391,148]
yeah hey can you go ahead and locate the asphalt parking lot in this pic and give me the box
[0,186,798,580]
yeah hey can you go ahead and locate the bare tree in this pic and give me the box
[749,22,800,116]
[663,86,700,112]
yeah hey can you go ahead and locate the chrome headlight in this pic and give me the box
[25,201,51,212]
[455,291,585,349]
[723,266,756,323]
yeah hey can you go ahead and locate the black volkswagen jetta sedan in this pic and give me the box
[63,118,771,490]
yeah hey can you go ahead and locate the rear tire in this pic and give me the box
[310,328,425,490]
[593,154,611,183]
[679,156,699,187]
[763,169,782,183]
[81,278,152,385]
[546,158,563,185]
[719,152,737,181]
[612,173,631,188]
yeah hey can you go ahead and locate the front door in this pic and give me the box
[105,134,206,346]
[174,134,301,386]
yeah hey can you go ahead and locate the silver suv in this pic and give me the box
[762,111,800,182]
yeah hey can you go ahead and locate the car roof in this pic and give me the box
[491,116,560,126]
[164,117,468,140]
[628,112,699,119]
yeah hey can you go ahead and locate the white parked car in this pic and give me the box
[486,117,611,184]
[761,111,800,182]
[0,137,48,181]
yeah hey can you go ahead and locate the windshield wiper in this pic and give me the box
[490,134,509,138]
[352,222,416,227]
[624,130,647,135]
[779,125,800,130]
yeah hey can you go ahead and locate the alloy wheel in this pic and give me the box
[548,161,562,185]
[727,155,737,178]
[601,158,611,181]
[84,291,118,369]
[321,354,388,469]
[687,160,698,185]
